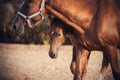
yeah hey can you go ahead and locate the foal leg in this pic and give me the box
[70,46,76,74]
[98,50,110,80]
[74,47,90,80]
[106,45,120,80]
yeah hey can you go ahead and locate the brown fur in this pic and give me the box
[13,0,120,80]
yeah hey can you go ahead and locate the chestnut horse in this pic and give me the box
[48,18,88,76]
[48,18,117,80]
[12,0,120,80]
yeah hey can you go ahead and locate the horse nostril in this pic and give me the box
[49,52,56,59]
[13,24,17,30]
[51,53,55,58]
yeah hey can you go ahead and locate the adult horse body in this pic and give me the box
[48,18,88,76]
[12,0,120,80]
[48,18,120,80]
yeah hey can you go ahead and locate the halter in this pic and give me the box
[17,0,46,28]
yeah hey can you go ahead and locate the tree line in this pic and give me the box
[0,0,50,44]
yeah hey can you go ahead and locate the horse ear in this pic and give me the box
[66,34,69,37]
[48,15,56,26]
[48,15,55,20]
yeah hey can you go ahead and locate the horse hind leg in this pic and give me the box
[106,45,120,80]
[98,50,110,80]
[70,46,76,74]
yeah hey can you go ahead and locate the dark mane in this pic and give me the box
[51,18,74,34]
[0,0,11,3]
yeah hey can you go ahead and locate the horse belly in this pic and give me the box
[98,28,119,48]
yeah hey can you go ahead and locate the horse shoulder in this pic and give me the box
[96,1,120,46]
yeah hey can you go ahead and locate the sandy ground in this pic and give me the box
[0,43,119,80]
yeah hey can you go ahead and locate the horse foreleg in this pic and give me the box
[106,45,120,80]
[81,51,90,80]
[70,46,76,74]
[98,50,110,80]
[74,47,90,80]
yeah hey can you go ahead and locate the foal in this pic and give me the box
[48,18,78,74]
[48,18,109,80]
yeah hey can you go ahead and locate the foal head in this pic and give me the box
[12,0,46,33]
[48,19,67,59]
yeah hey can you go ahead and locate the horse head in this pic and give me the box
[12,0,46,33]
[12,0,85,34]
[48,19,67,59]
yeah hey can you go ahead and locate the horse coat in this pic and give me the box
[12,0,120,80]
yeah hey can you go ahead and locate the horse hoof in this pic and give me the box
[97,74,104,80]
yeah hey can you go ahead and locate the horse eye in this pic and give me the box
[25,5,30,9]
[57,33,61,36]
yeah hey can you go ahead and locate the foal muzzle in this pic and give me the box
[49,51,58,59]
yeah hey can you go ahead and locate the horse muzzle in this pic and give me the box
[12,23,25,34]
[49,51,58,59]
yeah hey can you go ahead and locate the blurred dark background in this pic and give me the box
[0,0,71,45]
[0,0,50,44]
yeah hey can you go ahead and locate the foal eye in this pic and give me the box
[57,33,61,36]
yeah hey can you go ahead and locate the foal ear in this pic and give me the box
[47,15,55,26]
[66,34,70,37]
[48,15,55,20]
[48,15,62,24]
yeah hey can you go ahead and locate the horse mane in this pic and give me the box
[50,17,74,35]
[0,0,11,3]
[114,0,120,7]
